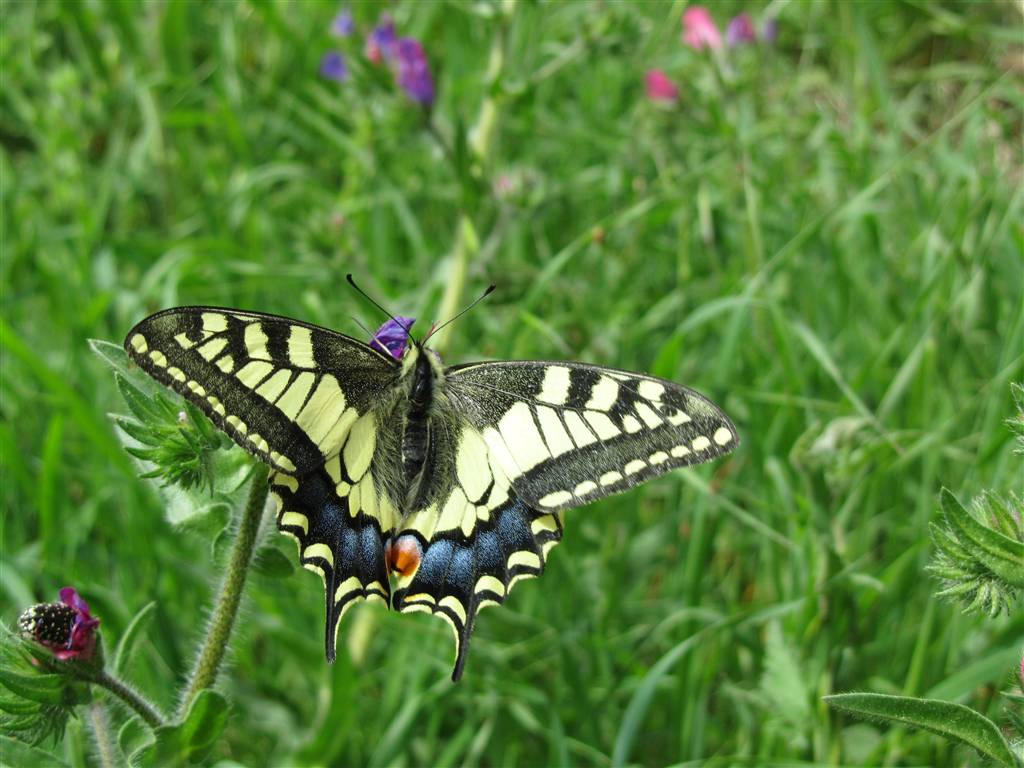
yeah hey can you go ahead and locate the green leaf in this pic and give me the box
[118,717,153,763]
[135,689,229,766]
[113,602,156,676]
[87,338,132,378]
[0,670,65,706]
[253,544,295,578]
[0,735,71,767]
[115,373,161,423]
[824,693,1020,767]
[942,489,1024,588]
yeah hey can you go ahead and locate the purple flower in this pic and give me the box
[370,317,416,359]
[18,587,100,661]
[366,16,398,63]
[395,38,435,106]
[645,69,679,103]
[682,6,722,51]
[726,13,757,46]
[762,17,778,44]
[330,8,355,38]
[320,51,348,82]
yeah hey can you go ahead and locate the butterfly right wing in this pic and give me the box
[444,360,738,512]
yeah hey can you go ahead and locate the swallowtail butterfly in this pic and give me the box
[125,292,737,680]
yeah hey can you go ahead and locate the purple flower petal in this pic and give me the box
[320,51,349,82]
[370,317,416,359]
[366,16,398,63]
[395,37,435,106]
[330,9,355,38]
[761,17,778,44]
[726,13,757,47]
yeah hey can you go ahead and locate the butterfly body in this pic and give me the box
[125,306,737,680]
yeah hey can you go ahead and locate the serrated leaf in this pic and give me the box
[0,693,40,715]
[135,690,229,767]
[115,373,162,422]
[942,489,1024,588]
[0,670,65,705]
[825,693,1020,767]
[113,602,156,676]
[113,417,164,447]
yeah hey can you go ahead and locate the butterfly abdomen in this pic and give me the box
[402,347,434,487]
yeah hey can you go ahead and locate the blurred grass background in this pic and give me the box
[2,0,1023,765]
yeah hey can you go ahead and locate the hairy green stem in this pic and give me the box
[432,1,513,355]
[93,670,166,729]
[85,702,117,768]
[180,464,269,715]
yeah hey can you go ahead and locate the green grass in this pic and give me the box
[2,0,1022,765]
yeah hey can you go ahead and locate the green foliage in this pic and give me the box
[132,690,229,767]
[0,632,91,747]
[930,488,1024,616]
[824,693,1022,767]
[2,1,1022,765]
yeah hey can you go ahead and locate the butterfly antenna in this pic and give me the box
[424,284,496,342]
[346,274,413,334]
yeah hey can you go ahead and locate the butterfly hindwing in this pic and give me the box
[270,461,400,660]
[389,423,563,680]
[124,307,399,475]
[446,361,738,512]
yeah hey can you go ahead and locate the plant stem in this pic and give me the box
[93,670,166,729]
[180,464,269,715]
[431,1,513,355]
[85,702,118,768]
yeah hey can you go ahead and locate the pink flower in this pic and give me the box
[682,6,723,51]
[645,69,679,103]
[18,587,100,661]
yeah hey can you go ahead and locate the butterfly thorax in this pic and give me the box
[376,343,457,515]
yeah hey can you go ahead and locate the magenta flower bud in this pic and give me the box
[726,13,757,46]
[18,587,100,661]
[645,69,679,103]
[682,6,723,51]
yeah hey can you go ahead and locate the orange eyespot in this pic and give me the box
[385,535,423,577]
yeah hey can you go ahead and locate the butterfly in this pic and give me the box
[124,286,738,680]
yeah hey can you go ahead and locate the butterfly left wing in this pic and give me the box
[271,464,400,661]
[125,307,403,661]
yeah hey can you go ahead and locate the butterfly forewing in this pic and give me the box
[446,361,738,512]
[124,307,399,475]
